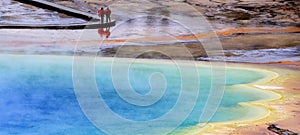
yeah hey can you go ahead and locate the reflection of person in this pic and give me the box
[98,7,105,23]
[98,27,111,38]
[104,7,111,23]
[104,27,111,38]
[98,28,105,37]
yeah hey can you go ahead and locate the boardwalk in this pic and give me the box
[14,0,99,20]
[2,0,116,29]
[0,21,116,29]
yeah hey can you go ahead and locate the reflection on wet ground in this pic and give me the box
[108,16,192,39]
[98,27,111,38]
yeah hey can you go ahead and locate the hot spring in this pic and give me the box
[0,54,280,134]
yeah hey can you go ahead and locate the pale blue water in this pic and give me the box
[0,54,268,134]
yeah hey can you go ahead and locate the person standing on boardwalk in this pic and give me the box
[104,7,111,23]
[98,7,105,23]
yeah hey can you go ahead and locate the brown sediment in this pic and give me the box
[237,61,300,70]
[2,26,299,47]
[216,27,300,36]
[185,0,300,27]
[2,27,299,59]
[85,26,300,44]
[98,33,299,59]
[177,27,300,40]
[55,27,300,52]
[266,61,300,70]
[87,26,300,45]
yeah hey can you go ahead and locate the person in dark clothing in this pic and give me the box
[98,7,105,23]
[104,7,111,23]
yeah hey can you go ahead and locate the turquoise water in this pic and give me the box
[0,54,270,134]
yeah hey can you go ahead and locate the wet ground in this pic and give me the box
[0,0,299,63]
[198,47,300,63]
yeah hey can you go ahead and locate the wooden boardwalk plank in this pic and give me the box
[2,0,116,29]
[14,0,99,20]
[0,21,116,29]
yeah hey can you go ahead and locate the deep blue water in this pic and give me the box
[0,54,267,134]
